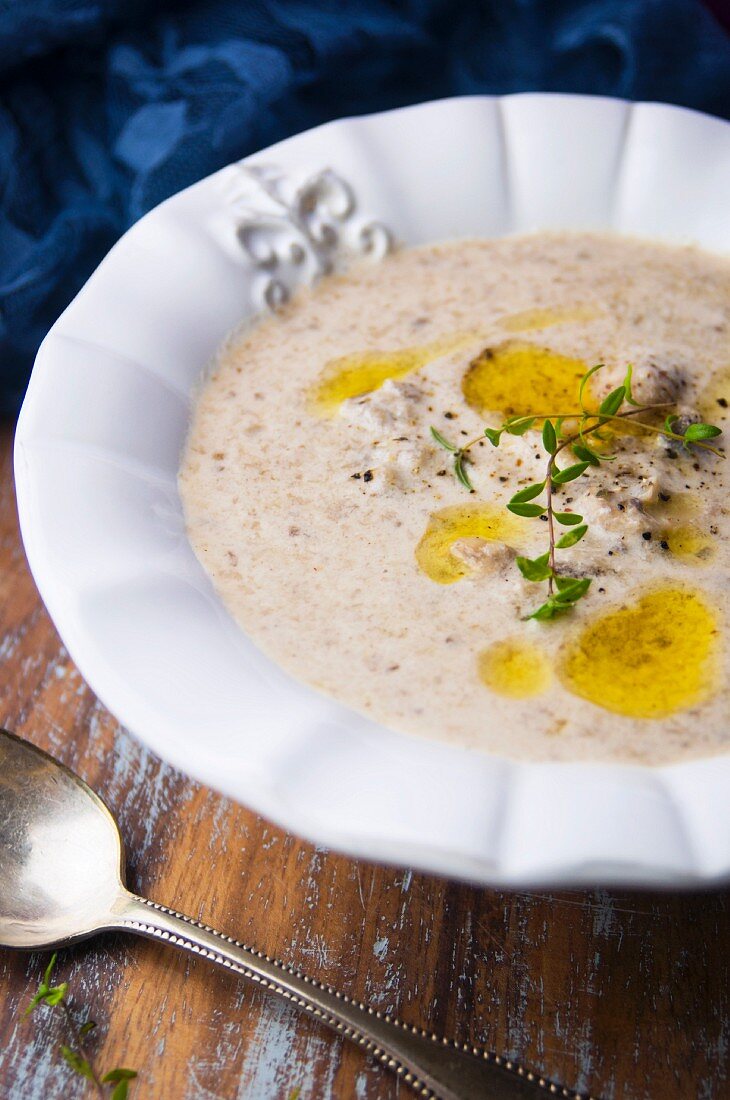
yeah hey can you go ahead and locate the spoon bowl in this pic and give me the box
[0,729,126,949]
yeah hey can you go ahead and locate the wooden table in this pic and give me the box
[1,420,728,1100]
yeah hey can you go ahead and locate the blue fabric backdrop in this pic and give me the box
[1,0,729,414]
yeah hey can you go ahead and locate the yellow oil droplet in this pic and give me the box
[308,332,478,416]
[559,587,720,719]
[655,490,700,522]
[650,493,713,562]
[660,525,715,561]
[500,304,599,333]
[698,364,730,422]
[415,503,522,584]
[462,341,590,418]
[478,639,552,698]
[650,490,699,523]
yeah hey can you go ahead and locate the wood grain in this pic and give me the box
[0,420,728,1100]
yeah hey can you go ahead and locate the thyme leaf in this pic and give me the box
[684,423,722,443]
[579,363,604,411]
[551,461,590,485]
[516,552,552,582]
[542,419,557,454]
[24,954,137,1097]
[598,386,626,418]
[454,451,474,490]
[509,481,546,503]
[622,362,641,407]
[504,415,536,436]
[430,426,458,452]
[507,501,546,518]
[555,524,588,548]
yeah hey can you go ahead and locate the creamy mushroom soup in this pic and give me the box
[180,233,730,763]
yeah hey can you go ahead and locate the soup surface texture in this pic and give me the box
[180,233,730,763]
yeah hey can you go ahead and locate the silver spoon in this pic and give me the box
[0,728,574,1100]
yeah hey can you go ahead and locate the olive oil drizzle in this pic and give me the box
[558,588,720,719]
[478,639,552,698]
[415,504,522,585]
[308,331,479,416]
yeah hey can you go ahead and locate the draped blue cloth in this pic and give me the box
[1,0,728,414]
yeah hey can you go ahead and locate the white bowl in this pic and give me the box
[15,94,730,887]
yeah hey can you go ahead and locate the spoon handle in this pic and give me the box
[112,891,581,1100]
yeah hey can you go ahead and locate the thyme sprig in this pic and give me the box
[25,954,137,1099]
[431,363,723,620]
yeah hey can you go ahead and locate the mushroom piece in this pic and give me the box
[661,406,703,441]
[340,379,424,432]
[450,538,515,576]
[630,360,687,406]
